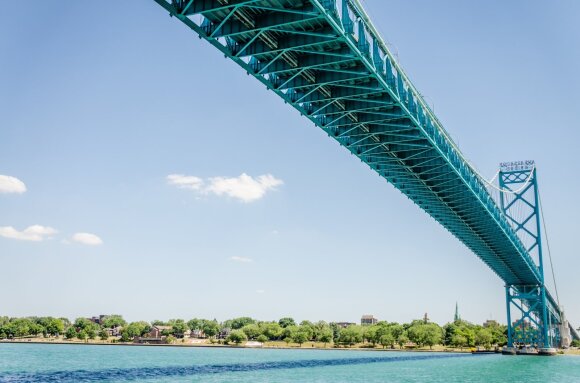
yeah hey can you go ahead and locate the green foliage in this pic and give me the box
[571,339,580,348]
[151,320,167,326]
[278,317,296,328]
[282,325,298,340]
[256,334,268,343]
[226,330,247,345]
[166,335,176,344]
[451,334,468,349]
[99,329,109,341]
[241,324,261,340]
[102,315,126,329]
[475,328,493,349]
[317,327,333,345]
[202,321,219,339]
[397,332,409,348]
[168,319,189,338]
[407,322,442,349]
[77,330,88,341]
[292,330,308,346]
[123,321,151,339]
[65,327,77,339]
[187,318,203,331]
[379,333,395,349]
[224,317,255,330]
[259,322,282,340]
[338,325,362,347]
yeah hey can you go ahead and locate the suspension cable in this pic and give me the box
[538,187,561,310]
[477,166,536,195]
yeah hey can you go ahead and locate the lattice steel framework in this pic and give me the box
[500,165,560,348]
[152,0,572,341]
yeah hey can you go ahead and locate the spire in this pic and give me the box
[454,302,461,322]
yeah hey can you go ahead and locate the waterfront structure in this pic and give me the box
[149,325,172,338]
[360,315,377,326]
[152,0,578,350]
[335,322,356,329]
[454,303,461,322]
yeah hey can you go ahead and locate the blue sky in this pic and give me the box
[1,1,578,326]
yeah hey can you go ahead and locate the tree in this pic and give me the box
[65,327,77,340]
[168,319,189,338]
[317,327,333,347]
[187,318,203,331]
[452,334,467,350]
[296,324,314,341]
[166,335,176,344]
[283,337,292,346]
[278,317,296,328]
[99,329,109,341]
[397,332,409,349]
[292,331,308,347]
[257,334,268,344]
[241,324,261,340]
[338,325,362,347]
[225,317,255,330]
[363,325,379,345]
[380,333,395,349]
[151,320,167,326]
[226,330,247,345]
[77,330,88,341]
[44,318,64,337]
[260,322,282,340]
[423,324,442,350]
[123,321,151,340]
[282,325,298,340]
[475,328,493,350]
[202,321,219,339]
[102,315,126,329]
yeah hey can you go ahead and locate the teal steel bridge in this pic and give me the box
[152,0,577,349]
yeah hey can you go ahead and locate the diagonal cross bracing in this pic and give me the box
[154,0,555,297]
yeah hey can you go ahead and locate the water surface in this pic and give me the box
[0,343,579,382]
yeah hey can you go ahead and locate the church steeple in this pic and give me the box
[454,302,461,322]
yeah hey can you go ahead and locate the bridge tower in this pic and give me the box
[498,161,559,350]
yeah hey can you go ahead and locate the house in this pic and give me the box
[149,325,172,338]
[361,315,377,326]
[106,326,122,337]
[218,328,231,339]
[191,329,204,338]
[88,315,106,325]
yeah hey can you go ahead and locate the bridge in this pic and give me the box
[152,0,577,351]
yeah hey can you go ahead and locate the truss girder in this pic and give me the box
[155,0,553,293]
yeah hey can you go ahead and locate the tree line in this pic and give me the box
[0,315,524,349]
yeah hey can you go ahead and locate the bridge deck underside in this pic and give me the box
[157,0,551,291]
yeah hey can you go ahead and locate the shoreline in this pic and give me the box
[4,339,578,356]
[0,339,470,353]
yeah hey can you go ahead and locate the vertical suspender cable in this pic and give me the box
[538,187,561,310]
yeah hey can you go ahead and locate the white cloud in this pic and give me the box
[0,175,27,194]
[229,256,253,263]
[168,173,283,203]
[256,289,265,294]
[72,232,103,246]
[207,173,283,203]
[0,225,57,241]
[167,174,204,190]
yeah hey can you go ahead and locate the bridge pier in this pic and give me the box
[499,164,561,353]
